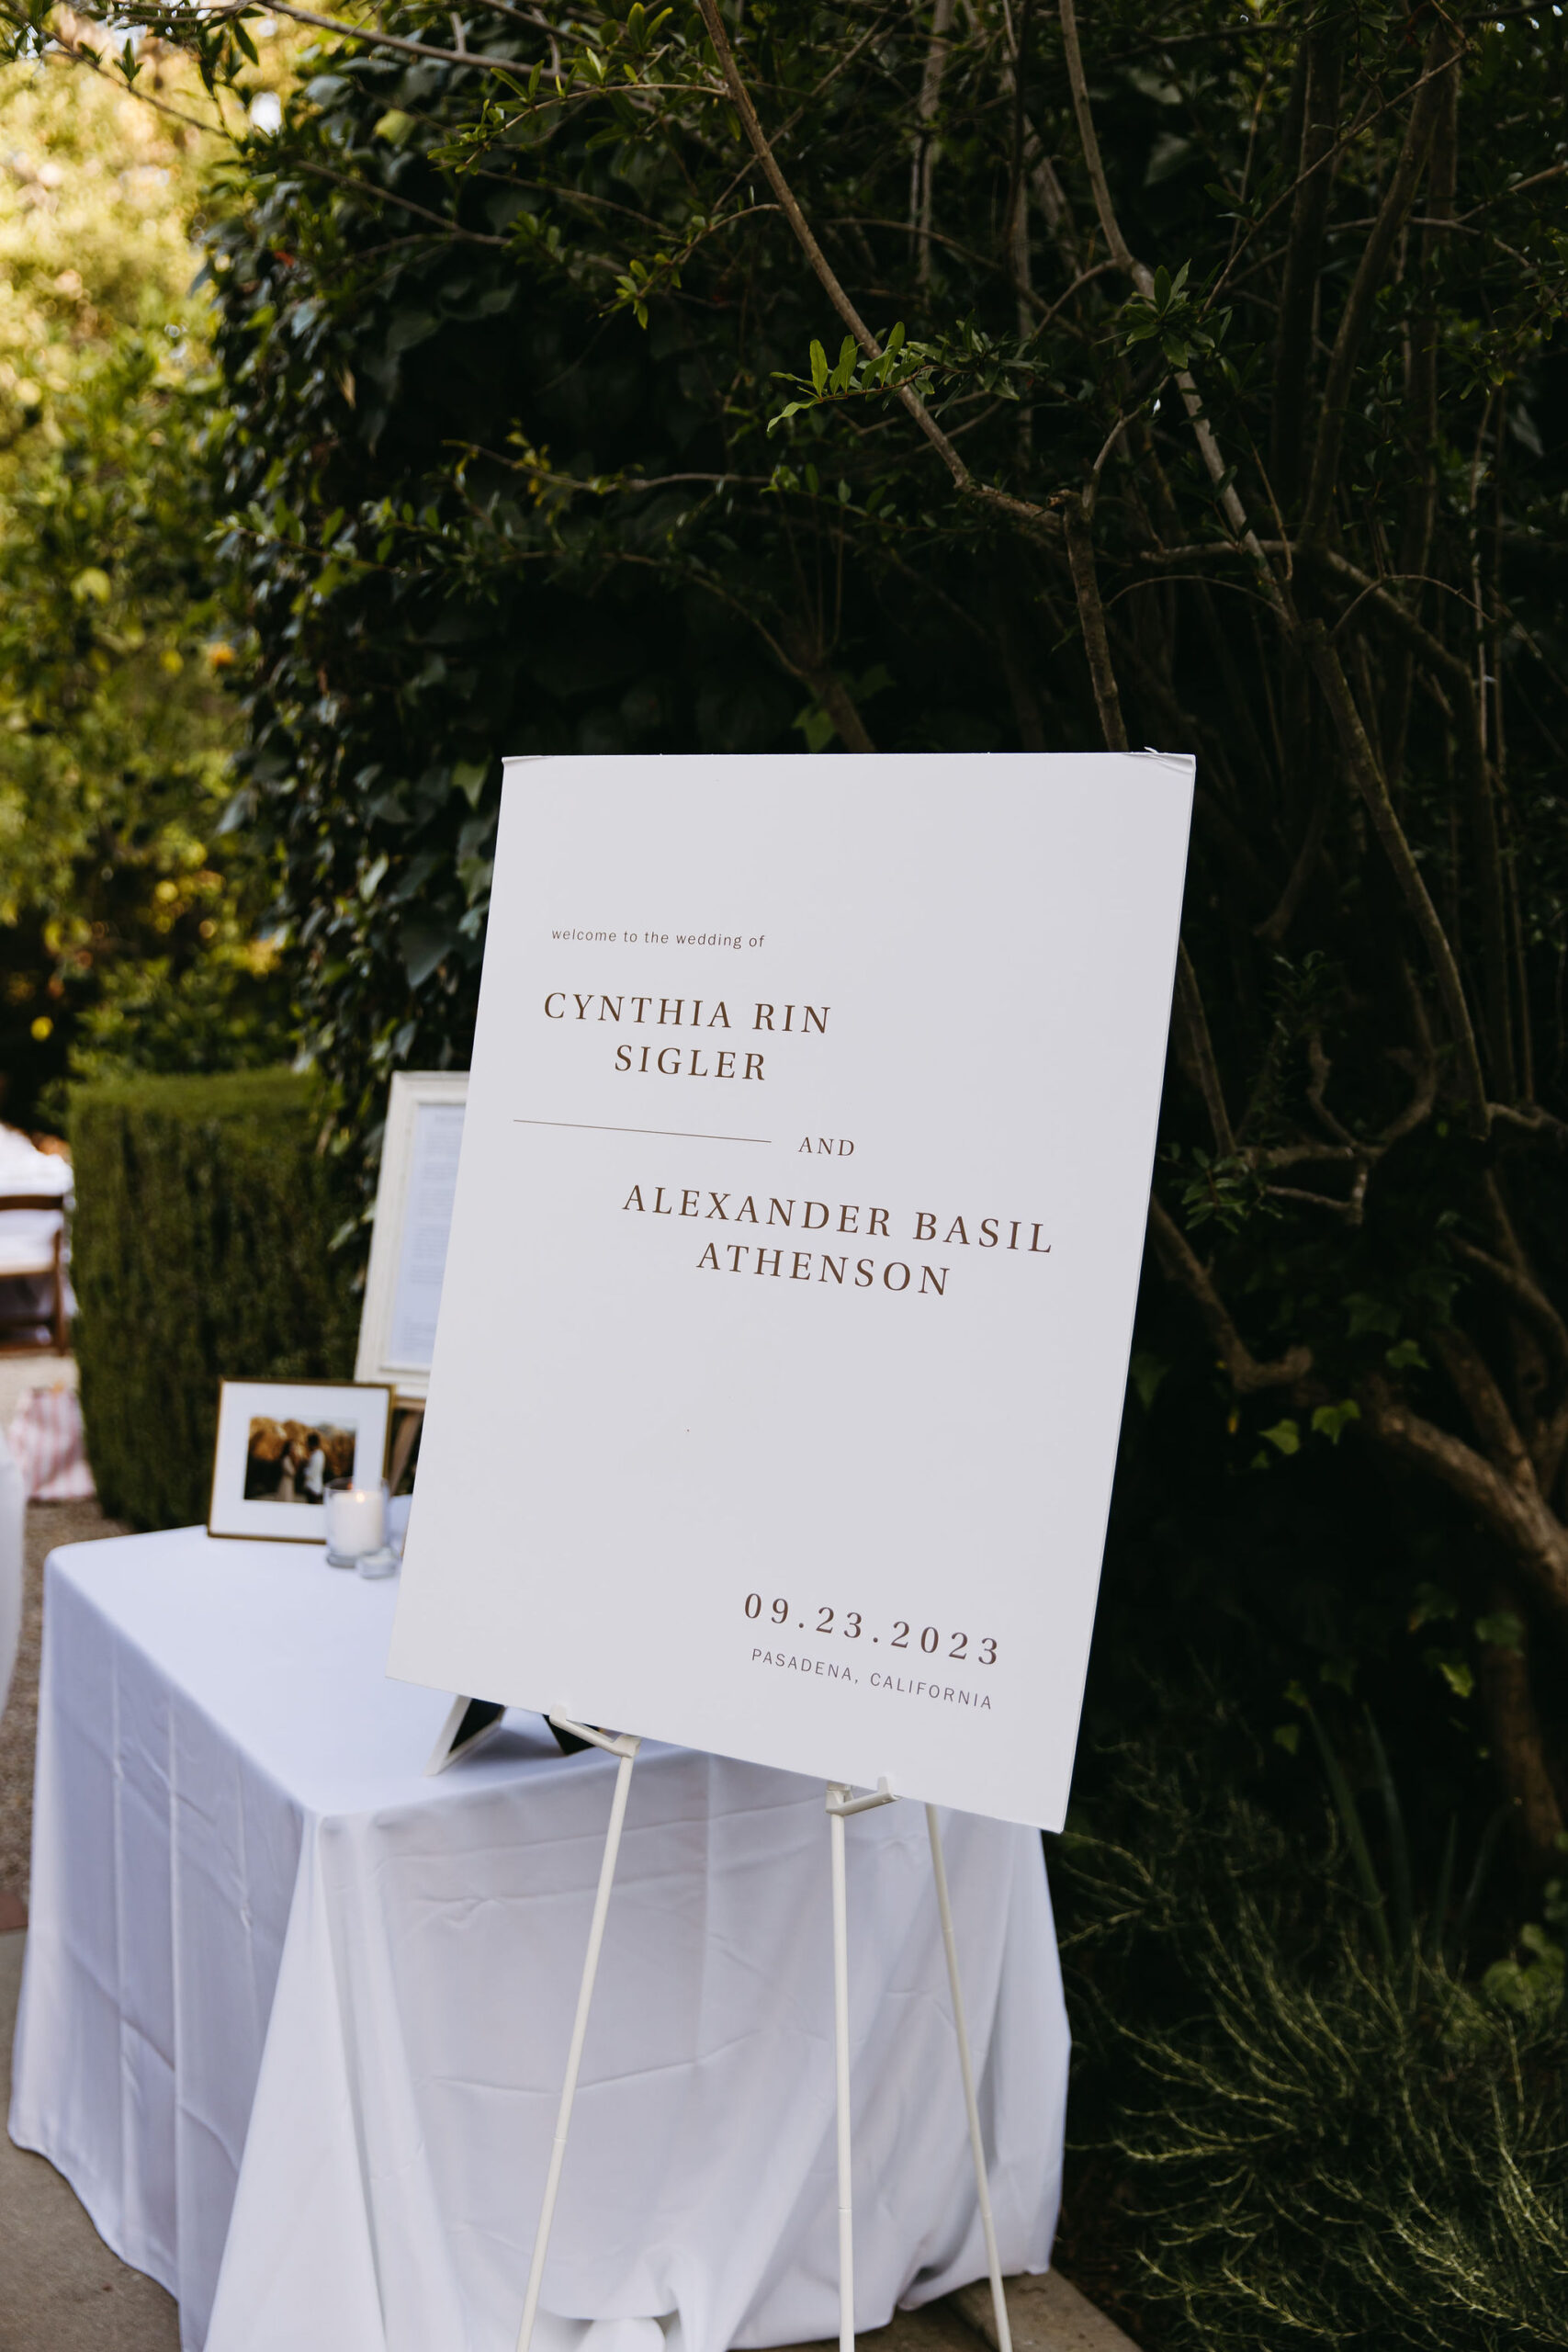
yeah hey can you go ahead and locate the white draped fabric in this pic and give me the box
[0,1125,73,1340]
[9,1530,1070,2352]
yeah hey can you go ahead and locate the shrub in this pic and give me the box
[1057,1722,1568,2350]
[70,1069,358,1530]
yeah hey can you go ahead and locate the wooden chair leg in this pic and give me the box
[51,1238,66,1352]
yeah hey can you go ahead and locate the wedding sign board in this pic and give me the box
[389,752,1193,1828]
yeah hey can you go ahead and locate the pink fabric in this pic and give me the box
[7,1385,95,1501]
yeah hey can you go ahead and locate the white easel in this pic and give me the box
[516,1718,1014,2352]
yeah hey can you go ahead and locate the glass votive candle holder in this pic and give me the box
[323,1476,388,1568]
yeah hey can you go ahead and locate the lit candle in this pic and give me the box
[324,1479,386,1565]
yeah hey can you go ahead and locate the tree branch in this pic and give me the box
[1303,624,1489,1132]
[1173,940,1235,1156]
[1146,1196,1312,1393]
[1477,1575,1565,1871]
[694,0,1062,546]
[1359,1372,1568,1627]
[1300,23,1458,544]
[1057,0,1284,606]
[1429,1324,1534,1484]
[1453,1240,1568,1384]
[1299,547,1514,1092]
[1270,13,1344,508]
[1491,1104,1568,1149]
[1065,500,1128,750]
[908,0,956,285]
[225,0,502,70]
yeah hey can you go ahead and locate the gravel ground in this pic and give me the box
[0,1498,126,1908]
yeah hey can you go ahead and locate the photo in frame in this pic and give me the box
[208,1378,394,1544]
[355,1072,468,1407]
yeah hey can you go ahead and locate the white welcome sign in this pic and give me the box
[390,752,1192,1828]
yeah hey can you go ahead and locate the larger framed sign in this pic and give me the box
[389,752,1193,1828]
[355,1070,468,1405]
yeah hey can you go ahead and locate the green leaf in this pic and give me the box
[453,759,489,808]
[1311,1398,1361,1444]
[1261,1418,1301,1455]
[808,339,829,394]
[1385,1338,1428,1371]
[373,108,416,147]
[1129,1350,1168,1410]
[792,703,837,753]
[1272,1723,1300,1755]
[385,310,439,356]
[401,923,455,989]
[1475,1610,1526,1653]
[1427,1651,1475,1701]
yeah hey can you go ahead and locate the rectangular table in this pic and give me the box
[8,1531,1068,2352]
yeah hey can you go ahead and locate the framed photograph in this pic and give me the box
[209,1379,395,1544]
[355,1072,468,1406]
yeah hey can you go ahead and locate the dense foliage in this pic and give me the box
[1058,1713,1568,2345]
[78,0,1565,1890]
[72,1069,357,1528]
[0,46,288,1128]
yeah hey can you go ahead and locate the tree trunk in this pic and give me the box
[1477,1578,1566,1874]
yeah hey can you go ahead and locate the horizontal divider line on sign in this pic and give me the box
[513,1119,772,1145]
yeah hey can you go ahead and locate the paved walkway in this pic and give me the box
[0,1489,124,1918]
[1,1928,181,2350]
[0,1351,77,1430]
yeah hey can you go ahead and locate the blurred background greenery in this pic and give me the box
[2,3,1566,2338]
[0,44,287,1124]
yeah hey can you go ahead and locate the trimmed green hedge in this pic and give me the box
[72,1070,359,1530]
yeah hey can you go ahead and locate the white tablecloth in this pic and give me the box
[9,1531,1068,2352]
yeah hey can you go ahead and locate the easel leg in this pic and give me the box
[829,1795,854,2352]
[925,1804,1012,2352]
[516,1726,642,2352]
[824,1778,894,2352]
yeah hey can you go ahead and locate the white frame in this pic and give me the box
[355,1071,469,1405]
[208,1378,394,1544]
